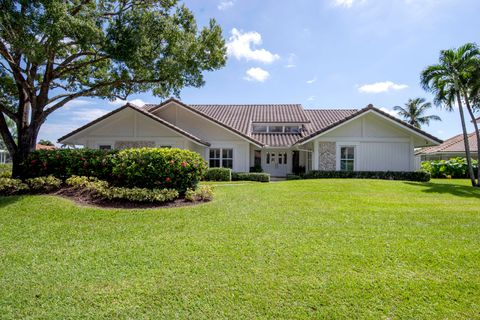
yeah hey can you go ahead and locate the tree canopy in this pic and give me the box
[0,0,226,177]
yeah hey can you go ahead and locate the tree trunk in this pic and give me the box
[464,97,480,184]
[456,93,477,187]
[11,125,39,179]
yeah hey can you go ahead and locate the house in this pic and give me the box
[416,132,478,161]
[58,98,442,177]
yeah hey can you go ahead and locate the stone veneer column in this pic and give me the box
[318,142,336,170]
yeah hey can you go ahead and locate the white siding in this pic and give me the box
[357,142,411,171]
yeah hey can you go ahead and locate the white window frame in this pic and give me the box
[209,148,234,169]
[336,143,359,171]
[252,124,302,134]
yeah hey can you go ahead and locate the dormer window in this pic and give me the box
[252,124,302,133]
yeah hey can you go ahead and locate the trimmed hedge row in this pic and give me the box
[301,170,430,182]
[232,172,270,182]
[421,157,478,179]
[204,168,231,181]
[22,148,207,193]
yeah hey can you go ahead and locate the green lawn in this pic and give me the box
[1,179,479,319]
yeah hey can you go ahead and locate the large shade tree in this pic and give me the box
[0,0,226,178]
[393,97,441,129]
[421,43,480,187]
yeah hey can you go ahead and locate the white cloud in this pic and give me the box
[358,81,408,94]
[379,107,399,117]
[226,28,280,64]
[244,67,270,82]
[333,0,355,8]
[306,77,317,84]
[38,123,80,145]
[307,95,316,101]
[72,108,109,122]
[218,0,234,10]
[108,98,146,107]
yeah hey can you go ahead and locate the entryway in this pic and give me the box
[263,150,290,177]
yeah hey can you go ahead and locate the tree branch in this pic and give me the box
[0,107,17,154]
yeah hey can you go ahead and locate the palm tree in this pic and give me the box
[394,98,441,128]
[421,43,480,187]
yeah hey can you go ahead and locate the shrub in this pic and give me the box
[0,164,12,178]
[231,172,270,182]
[185,185,214,202]
[23,149,116,180]
[204,168,231,181]
[26,176,62,192]
[0,178,29,195]
[110,148,207,192]
[286,174,302,180]
[249,165,263,173]
[66,176,179,203]
[292,166,306,175]
[421,157,478,178]
[301,170,430,182]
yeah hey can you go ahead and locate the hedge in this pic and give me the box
[23,149,116,180]
[204,168,231,181]
[421,157,478,178]
[231,172,270,182]
[22,148,208,193]
[0,164,12,178]
[110,148,207,192]
[301,170,430,182]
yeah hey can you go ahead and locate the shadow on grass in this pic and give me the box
[0,195,21,208]
[404,182,480,199]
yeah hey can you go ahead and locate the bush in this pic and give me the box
[286,174,302,180]
[185,185,214,202]
[110,148,207,192]
[26,176,62,192]
[231,172,270,182]
[421,157,478,179]
[23,149,116,180]
[301,170,431,182]
[66,176,179,203]
[0,164,12,178]
[204,168,232,181]
[249,165,263,173]
[0,178,29,195]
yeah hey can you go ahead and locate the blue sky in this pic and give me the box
[40,0,480,144]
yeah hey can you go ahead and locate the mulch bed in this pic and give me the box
[52,188,209,209]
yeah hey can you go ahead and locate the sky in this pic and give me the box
[39,0,480,144]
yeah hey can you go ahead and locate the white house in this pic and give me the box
[58,98,442,177]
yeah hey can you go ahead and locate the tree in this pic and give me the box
[421,43,479,187]
[0,115,16,150]
[0,1,226,178]
[393,98,441,128]
[38,139,54,146]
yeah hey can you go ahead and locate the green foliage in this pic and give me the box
[421,157,479,178]
[185,185,214,202]
[249,165,264,173]
[66,175,178,203]
[286,174,302,180]
[231,172,270,182]
[302,170,431,182]
[26,176,62,192]
[111,148,207,192]
[0,164,12,178]
[0,178,29,195]
[204,168,232,181]
[38,140,54,146]
[393,98,441,128]
[23,149,117,180]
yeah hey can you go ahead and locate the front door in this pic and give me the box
[264,151,289,177]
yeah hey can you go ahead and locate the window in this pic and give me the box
[284,126,301,133]
[268,126,283,133]
[99,145,112,150]
[254,150,261,167]
[160,145,172,149]
[209,148,233,169]
[340,146,355,171]
[222,148,233,169]
[252,125,267,133]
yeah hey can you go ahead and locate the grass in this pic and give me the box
[0,179,479,319]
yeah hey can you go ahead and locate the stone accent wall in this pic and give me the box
[114,140,155,149]
[318,142,336,170]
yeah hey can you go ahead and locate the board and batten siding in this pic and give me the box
[314,113,415,171]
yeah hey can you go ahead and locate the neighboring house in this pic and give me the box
[58,98,441,177]
[36,144,57,151]
[416,132,478,161]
